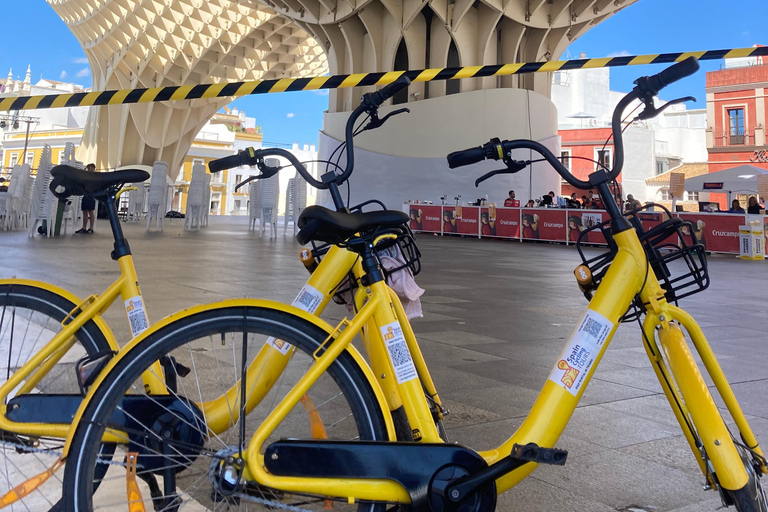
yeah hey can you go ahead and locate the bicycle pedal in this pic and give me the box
[511,443,567,466]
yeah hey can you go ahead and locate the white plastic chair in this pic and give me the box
[185,163,206,231]
[248,181,260,231]
[283,175,308,236]
[4,164,31,231]
[146,161,168,231]
[258,158,280,238]
[28,145,54,237]
[202,174,211,227]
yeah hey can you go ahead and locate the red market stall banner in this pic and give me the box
[401,203,766,255]
[407,205,442,233]
[522,208,567,241]
[454,205,481,236]
[481,206,520,238]
[677,213,743,254]
[567,211,608,244]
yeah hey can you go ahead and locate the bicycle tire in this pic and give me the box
[0,282,113,512]
[727,443,768,512]
[63,305,390,512]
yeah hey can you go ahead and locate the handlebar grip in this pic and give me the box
[209,153,243,173]
[647,56,700,94]
[369,76,412,108]
[447,146,486,169]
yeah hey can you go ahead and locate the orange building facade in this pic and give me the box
[706,54,768,206]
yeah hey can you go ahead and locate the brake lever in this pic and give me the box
[474,160,529,187]
[636,95,696,121]
[234,161,281,192]
[363,108,410,132]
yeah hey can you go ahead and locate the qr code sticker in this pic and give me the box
[292,284,323,313]
[124,296,149,337]
[577,310,612,347]
[388,339,413,367]
[583,317,602,339]
[381,322,417,384]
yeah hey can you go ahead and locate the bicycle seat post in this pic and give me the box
[101,190,131,261]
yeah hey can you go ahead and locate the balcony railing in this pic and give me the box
[714,131,755,147]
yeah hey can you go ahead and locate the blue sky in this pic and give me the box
[0,0,765,146]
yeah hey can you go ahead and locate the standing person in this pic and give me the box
[747,196,764,214]
[76,163,97,234]
[504,190,520,207]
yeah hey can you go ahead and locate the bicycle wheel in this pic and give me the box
[0,282,112,512]
[64,305,390,512]
[727,441,768,512]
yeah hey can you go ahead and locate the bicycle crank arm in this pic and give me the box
[444,443,568,504]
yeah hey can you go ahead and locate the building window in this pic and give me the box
[685,191,699,202]
[26,152,34,167]
[560,149,571,172]
[235,174,242,185]
[210,192,221,213]
[9,152,18,168]
[58,151,66,164]
[192,158,204,168]
[595,148,612,171]
[656,160,664,175]
[660,188,670,201]
[727,108,745,145]
[234,200,241,210]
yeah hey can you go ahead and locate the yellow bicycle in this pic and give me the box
[0,167,167,511]
[63,59,766,512]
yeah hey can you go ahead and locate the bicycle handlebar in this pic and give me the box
[207,76,412,192]
[447,57,700,190]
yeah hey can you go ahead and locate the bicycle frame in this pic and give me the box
[227,227,763,503]
[62,219,764,505]
[0,255,166,440]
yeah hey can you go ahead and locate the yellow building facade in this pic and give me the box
[2,126,262,218]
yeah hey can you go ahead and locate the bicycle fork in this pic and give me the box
[642,308,764,493]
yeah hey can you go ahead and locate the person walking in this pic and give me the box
[76,163,97,234]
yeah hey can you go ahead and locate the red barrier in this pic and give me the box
[481,206,520,238]
[567,211,609,244]
[677,213,743,254]
[407,205,442,233]
[402,203,766,255]
[522,208,567,241]
[454,205,480,236]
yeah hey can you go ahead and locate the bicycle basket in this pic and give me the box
[373,224,422,278]
[576,204,709,305]
[308,223,422,306]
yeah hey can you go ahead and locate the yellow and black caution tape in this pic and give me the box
[2,46,766,112]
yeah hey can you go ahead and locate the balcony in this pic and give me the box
[714,131,755,147]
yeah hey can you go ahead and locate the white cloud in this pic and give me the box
[76,67,90,78]
[60,70,68,79]
[286,112,295,118]
[313,89,330,96]
[607,50,632,58]
[72,57,89,64]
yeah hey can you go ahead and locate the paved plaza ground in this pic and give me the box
[2,215,767,512]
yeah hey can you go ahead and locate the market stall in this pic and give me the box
[403,203,768,256]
